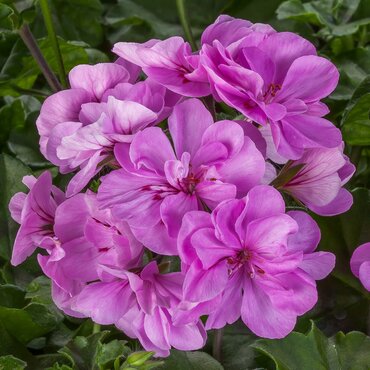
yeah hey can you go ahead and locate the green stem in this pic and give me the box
[93,323,101,334]
[39,0,67,88]
[212,328,223,362]
[202,95,216,120]
[176,0,197,50]
[19,24,62,92]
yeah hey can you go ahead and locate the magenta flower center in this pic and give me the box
[263,83,281,103]
[227,249,265,278]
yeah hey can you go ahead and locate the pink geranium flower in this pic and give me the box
[73,262,206,357]
[279,146,355,215]
[38,191,143,296]
[113,37,210,97]
[9,171,65,266]
[177,185,335,338]
[350,243,370,291]
[98,98,265,254]
[200,17,342,159]
[37,63,180,196]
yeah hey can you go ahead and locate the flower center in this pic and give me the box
[227,249,265,278]
[263,83,281,103]
[179,172,201,194]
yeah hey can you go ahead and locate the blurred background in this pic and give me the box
[0,1,369,369]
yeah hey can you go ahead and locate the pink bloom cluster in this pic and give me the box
[9,15,364,356]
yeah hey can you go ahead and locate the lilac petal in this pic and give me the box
[72,280,133,324]
[178,211,213,265]
[218,64,264,97]
[217,137,265,197]
[104,97,158,135]
[79,102,105,124]
[36,89,91,154]
[308,188,353,216]
[69,63,130,100]
[168,98,213,158]
[46,121,82,166]
[164,156,189,190]
[191,142,229,168]
[115,57,141,83]
[265,103,287,121]
[258,32,316,84]
[66,151,105,197]
[261,252,303,274]
[259,124,288,164]
[51,282,86,318]
[11,213,46,266]
[276,56,339,103]
[9,192,26,224]
[191,228,233,269]
[183,260,229,302]
[246,215,298,257]
[173,297,222,326]
[241,46,275,85]
[132,222,178,255]
[237,121,267,157]
[287,211,320,253]
[241,277,297,338]
[201,120,244,158]
[160,192,199,237]
[201,15,253,47]
[235,185,285,238]
[206,271,243,329]
[359,261,370,291]
[130,127,175,175]
[196,181,237,210]
[145,66,210,97]
[280,115,342,151]
[54,193,90,243]
[144,308,171,350]
[274,271,318,315]
[306,101,330,117]
[169,322,206,351]
[300,252,335,280]
[212,199,244,248]
[350,243,370,278]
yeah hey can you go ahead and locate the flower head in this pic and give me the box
[177,185,335,338]
[98,98,265,254]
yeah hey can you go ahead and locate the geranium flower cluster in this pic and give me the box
[10,15,364,357]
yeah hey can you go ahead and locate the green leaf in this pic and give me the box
[342,93,370,145]
[0,98,26,146]
[97,340,130,368]
[0,302,62,344]
[0,355,27,370]
[253,322,370,370]
[0,284,25,308]
[0,37,108,97]
[0,4,17,32]
[32,0,104,48]
[0,321,35,364]
[161,350,223,370]
[276,0,328,26]
[0,154,32,260]
[58,331,110,370]
[331,47,370,100]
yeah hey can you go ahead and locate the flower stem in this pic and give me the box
[176,0,197,50]
[202,95,216,121]
[18,24,62,92]
[39,0,67,88]
[212,328,223,362]
[92,323,101,334]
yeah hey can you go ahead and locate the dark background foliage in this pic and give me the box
[0,0,369,369]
